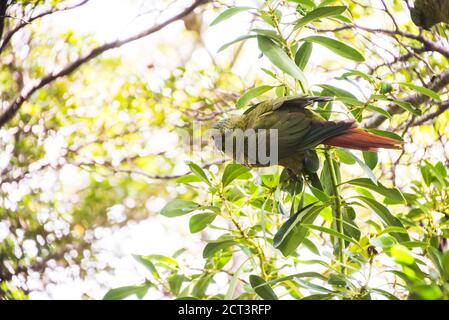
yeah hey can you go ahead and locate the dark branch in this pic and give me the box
[0,0,90,53]
[408,101,449,127]
[0,0,7,41]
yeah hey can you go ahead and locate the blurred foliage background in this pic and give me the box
[0,0,448,300]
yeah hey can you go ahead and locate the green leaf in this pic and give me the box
[343,206,360,243]
[203,239,236,258]
[133,255,160,279]
[328,273,347,286]
[390,99,422,116]
[317,84,357,99]
[345,178,405,203]
[295,42,313,70]
[309,185,330,202]
[335,148,356,164]
[273,203,325,256]
[295,6,347,29]
[289,0,316,9]
[303,224,359,245]
[380,226,409,235]
[365,129,403,141]
[138,254,179,266]
[391,244,415,265]
[265,272,326,287]
[370,288,399,300]
[249,275,278,300]
[320,158,340,196]
[189,212,217,233]
[222,163,252,186]
[333,14,352,23]
[210,7,253,26]
[427,247,444,276]
[355,196,409,242]
[236,86,274,108]
[103,284,149,300]
[370,234,397,249]
[176,174,203,184]
[362,151,378,170]
[366,104,391,119]
[251,28,283,43]
[186,161,210,185]
[160,199,199,217]
[257,36,308,86]
[302,36,365,61]
[288,0,316,8]
[225,259,248,299]
[442,250,449,278]
[397,82,441,101]
[218,35,256,52]
[275,85,286,97]
[338,69,375,83]
[319,0,338,6]
[168,274,185,295]
[347,150,377,183]
[191,273,214,298]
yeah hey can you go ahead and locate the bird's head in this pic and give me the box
[211,115,242,154]
[212,115,240,133]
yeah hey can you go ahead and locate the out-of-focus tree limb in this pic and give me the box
[0,0,90,53]
[0,0,8,42]
[407,101,449,127]
[0,0,210,129]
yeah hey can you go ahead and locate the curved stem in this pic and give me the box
[324,148,345,274]
[222,196,269,279]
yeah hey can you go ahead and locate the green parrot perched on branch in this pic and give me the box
[213,95,402,188]
[410,0,449,29]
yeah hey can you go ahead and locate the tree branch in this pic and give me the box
[0,0,210,128]
[0,0,90,53]
[0,0,8,42]
[407,101,449,127]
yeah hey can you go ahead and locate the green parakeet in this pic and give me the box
[212,95,402,177]
[410,0,449,29]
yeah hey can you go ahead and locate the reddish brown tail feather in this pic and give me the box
[322,128,403,152]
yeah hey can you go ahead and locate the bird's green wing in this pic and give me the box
[244,95,352,159]
[244,95,332,117]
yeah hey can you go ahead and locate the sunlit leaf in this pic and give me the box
[295,6,347,29]
[203,239,236,258]
[257,36,308,86]
[103,284,149,300]
[218,35,256,52]
[210,7,253,26]
[362,151,378,170]
[301,36,365,61]
[397,82,441,101]
[236,85,274,108]
[189,212,217,233]
[161,199,199,217]
[186,161,211,185]
[295,42,313,70]
[345,178,406,203]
